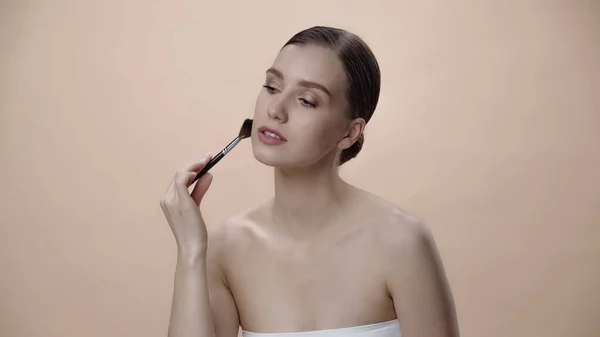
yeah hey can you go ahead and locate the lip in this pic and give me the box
[257,126,287,141]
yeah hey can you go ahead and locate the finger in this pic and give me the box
[174,171,198,202]
[164,174,177,202]
[183,152,213,174]
[190,172,213,206]
[169,153,213,204]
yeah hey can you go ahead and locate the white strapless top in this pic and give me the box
[242,319,401,337]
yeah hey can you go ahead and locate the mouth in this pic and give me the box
[257,126,287,141]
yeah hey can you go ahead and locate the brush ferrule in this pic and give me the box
[223,137,241,155]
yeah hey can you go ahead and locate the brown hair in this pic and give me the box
[282,26,381,165]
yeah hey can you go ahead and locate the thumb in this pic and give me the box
[190,172,213,206]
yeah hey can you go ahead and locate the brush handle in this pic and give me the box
[192,137,240,184]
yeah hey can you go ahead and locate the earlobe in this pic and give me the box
[343,139,354,150]
[336,137,353,150]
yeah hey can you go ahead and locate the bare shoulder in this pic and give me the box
[206,204,267,263]
[357,190,459,336]
[357,189,434,251]
[356,189,448,287]
[381,210,436,259]
[377,206,442,277]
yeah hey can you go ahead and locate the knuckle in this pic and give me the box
[160,195,177,208]
[174,171,185,183]
[159,199,169,213]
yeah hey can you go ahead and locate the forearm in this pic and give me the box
[168,254,215,337]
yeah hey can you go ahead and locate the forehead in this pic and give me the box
[271,44,347,94]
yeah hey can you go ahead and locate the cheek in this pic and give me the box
[253,92,268,116]
[295,118,344,152]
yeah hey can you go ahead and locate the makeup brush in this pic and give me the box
[192,118,253,184]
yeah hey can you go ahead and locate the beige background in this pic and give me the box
[1,1,599,336]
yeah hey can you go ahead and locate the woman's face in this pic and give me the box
[251,44,361,168]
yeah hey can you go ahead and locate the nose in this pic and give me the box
[266,95,288,123]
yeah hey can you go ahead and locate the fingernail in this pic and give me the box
[202,152,212,160]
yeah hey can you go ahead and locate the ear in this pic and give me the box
[337,118,366,150]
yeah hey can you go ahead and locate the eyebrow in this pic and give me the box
[266,67,332,97]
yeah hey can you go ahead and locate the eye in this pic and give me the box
[263,85,277,94]
[299,98,316,108]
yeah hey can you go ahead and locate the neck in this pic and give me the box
[269,159,354,233]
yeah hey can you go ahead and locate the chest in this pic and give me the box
[225,229,395,330]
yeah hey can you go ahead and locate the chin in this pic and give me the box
[250,136,330,169]
[251,146,286,167]
[252,146,330,170]
[250,134,289,167]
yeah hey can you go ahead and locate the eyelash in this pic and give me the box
[263,85,277,94]
[299,98,316,108]
[262,85,317,109]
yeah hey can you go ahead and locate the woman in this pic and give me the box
[160,26,459,337]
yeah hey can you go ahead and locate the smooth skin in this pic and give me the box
[161,44,459,337]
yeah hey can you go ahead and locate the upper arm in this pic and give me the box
[206,226,241,337]
[385,221,459,337]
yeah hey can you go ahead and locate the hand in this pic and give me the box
[160,153,214,257]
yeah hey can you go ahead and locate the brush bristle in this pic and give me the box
[238,118,253,139]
